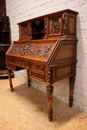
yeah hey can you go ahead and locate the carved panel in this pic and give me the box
[49,16,61,35]
[55,65,71,78]
[9,43,52,58]
[19,22,29,39]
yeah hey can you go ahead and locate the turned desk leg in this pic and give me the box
[46,85,53,121]
[27,70,31,87]
[69,77,75,107]
[8,69,14,92]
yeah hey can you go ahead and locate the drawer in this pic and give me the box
[6,62,16,70]
[6,58,29,69]
[14,59,29,69]
[30,63,45,72]
[30,71,45,82]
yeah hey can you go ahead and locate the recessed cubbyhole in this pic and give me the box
[31,19,44,39]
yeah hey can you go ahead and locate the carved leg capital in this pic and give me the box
[69,77,75,107]
[46,85,53,121]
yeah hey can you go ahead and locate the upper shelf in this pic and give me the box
[18,9,78,41]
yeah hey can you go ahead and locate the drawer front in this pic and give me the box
[14,59,29,69]
[6,62,16,70]
[6,57,29,69]
[31,71,45,82]
[30,63,45,73]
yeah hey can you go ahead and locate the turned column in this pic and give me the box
[69,77,75,107]
[46,67,53,121]
[8,69,14,92]
[46,85,53,121]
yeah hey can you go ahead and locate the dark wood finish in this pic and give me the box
[0,0,12,77]
[0,44,10,77]
[6,9,78,121]
[0,0,6,15]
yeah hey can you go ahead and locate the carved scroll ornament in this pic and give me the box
[44,18,49,38]
[62,13,67,35]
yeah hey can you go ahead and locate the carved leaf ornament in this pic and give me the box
[10,43,52,58]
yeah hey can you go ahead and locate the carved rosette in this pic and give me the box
[62,13,67,35]
[44,18,48,38]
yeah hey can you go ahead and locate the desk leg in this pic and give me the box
[69,77,75,107]
[8,69,14,92]
[46,85,53,121]
[27,70,30,87]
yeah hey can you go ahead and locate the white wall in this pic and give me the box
[6,0,87,112]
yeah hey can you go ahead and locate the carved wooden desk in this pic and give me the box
[6,9,78,121]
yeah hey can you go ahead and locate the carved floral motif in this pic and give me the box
[9,43,52,58]
[50,18,60,34]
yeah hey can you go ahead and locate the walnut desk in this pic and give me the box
[6,9,78,121]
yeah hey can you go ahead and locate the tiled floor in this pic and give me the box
[0,78,87,130]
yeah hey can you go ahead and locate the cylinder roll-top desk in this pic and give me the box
[6,9,78,121]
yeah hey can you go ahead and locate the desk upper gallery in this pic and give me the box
[6,9,78,121]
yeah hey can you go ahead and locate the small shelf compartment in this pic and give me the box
[31,19,44,39]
